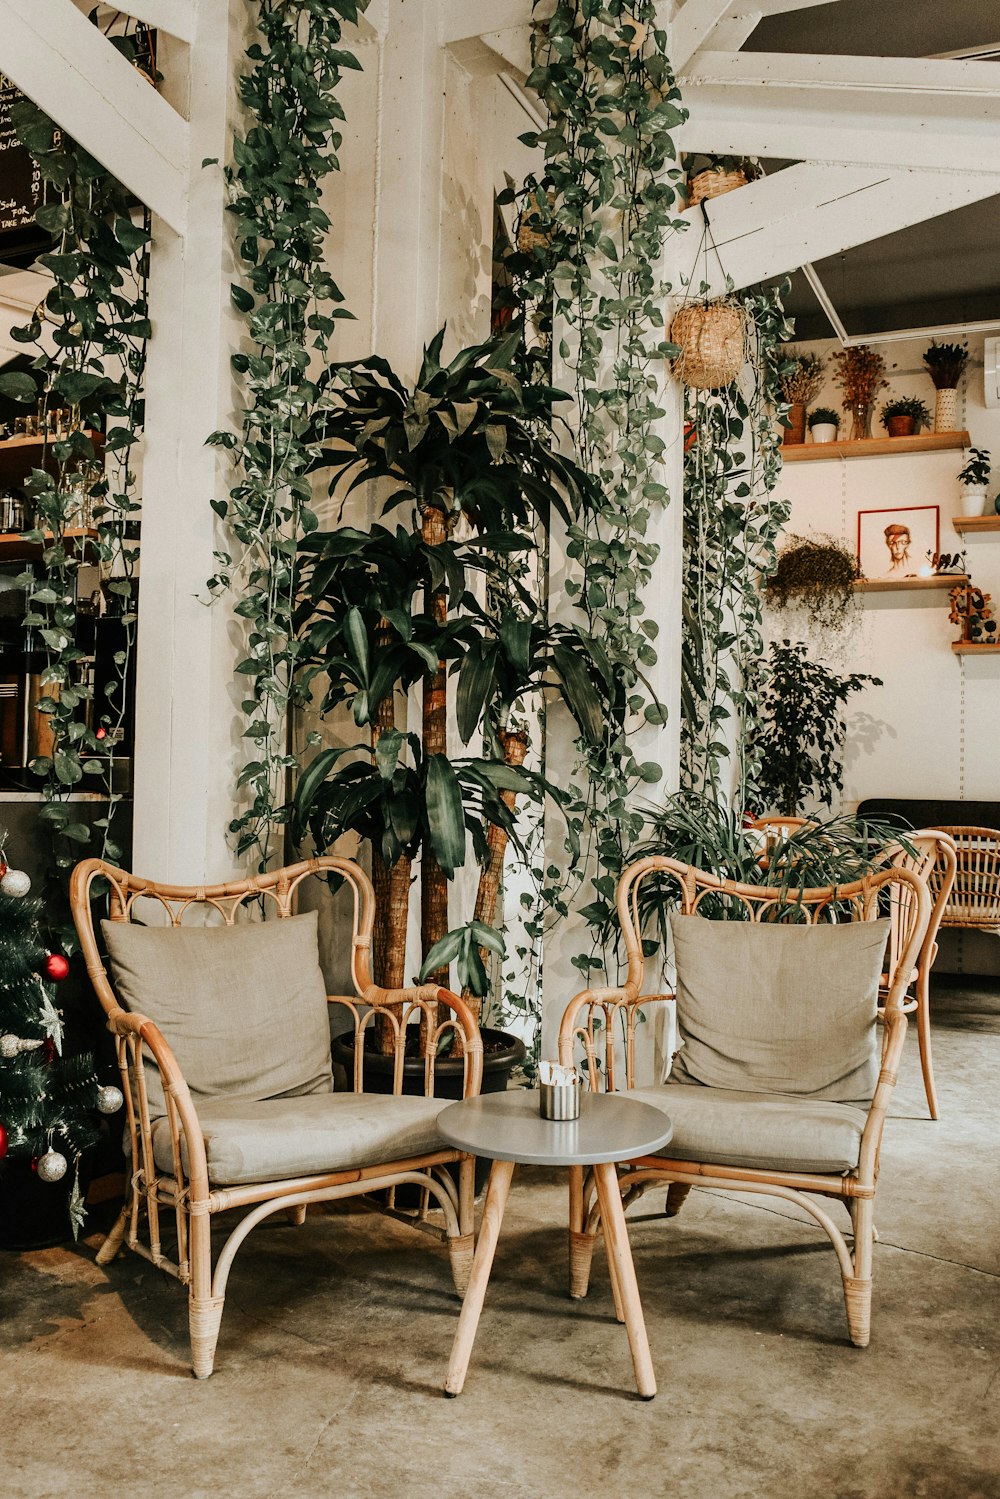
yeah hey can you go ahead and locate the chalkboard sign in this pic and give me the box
[0,75,53,268]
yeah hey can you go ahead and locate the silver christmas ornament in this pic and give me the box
[0,868,31,898]
[96,1084,124,1115]
[0,1033,20,1058]
[37,1148,68,1183]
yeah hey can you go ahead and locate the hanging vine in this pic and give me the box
[208,0,370,869]
[679,283,793,814]
[1,100,149,934]
[509,0,688,979]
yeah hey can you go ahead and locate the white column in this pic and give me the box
[131,0,251,881]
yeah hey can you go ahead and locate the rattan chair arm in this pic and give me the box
[856,1006,908,1183]
[359,982,485,1097]
[558,986,675,1092]
[105,1007,211,1201]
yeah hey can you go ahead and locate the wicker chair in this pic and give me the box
[929,826,1000,934]
[558,856,929,1348]
[880,831,957,1120]
[71,856,483,1379]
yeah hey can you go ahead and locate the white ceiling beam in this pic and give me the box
[0,0,189,231]
[439,2,530,46]
[705,13,763,51]
[677,161,1000,298]
[677,51,1000,176]
[746,0,843,12]
[672,0,739,72]
[105,1,195,45]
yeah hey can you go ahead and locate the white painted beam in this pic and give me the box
[678,50,1000,176]
[677,161,1000,298]
[439,1,529,46]
[700,12,762,53]
[108,1,196,45]
[0,0,189,231]
[672,0,740,72]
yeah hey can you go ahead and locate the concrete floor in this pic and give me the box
[3,978,999,1499]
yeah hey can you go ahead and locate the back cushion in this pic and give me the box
[102,912,333,1119]
[668,913,890,1105]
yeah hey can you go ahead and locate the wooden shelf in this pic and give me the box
[782,431,971,464]
[0,528,99,560]
[952,515,1000,534]
[952,642,1000,655]
[0,430,104,484]
[853,574,968,595]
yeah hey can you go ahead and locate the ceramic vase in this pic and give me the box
[784,401,806,445]
[810,422,839,444]
[935,387,958,433]
[960,486,987,517]
[886,416,915,438]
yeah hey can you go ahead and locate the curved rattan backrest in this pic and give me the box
[70,856,376,1024]
[882,830,957,975]
[616,855,930,1017]
[750,815,809,835]
[928,827,1000,930]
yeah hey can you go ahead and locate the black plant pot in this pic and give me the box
[0,1150,94,1251]
[330,1025,526,1196]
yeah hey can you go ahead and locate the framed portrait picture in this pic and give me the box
[857,504,940,582]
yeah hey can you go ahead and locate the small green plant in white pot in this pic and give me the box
[958,447,991,517]
[808,406,840,444]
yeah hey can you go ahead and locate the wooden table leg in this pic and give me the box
[444,1158,516,1397]
[593,1161,656,1399]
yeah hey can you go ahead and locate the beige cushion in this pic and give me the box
[631,1083,866,1173]
[151,1092,450,1186]
[669,913,890,1106]
[102,913,333,1119]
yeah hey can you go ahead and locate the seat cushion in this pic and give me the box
[102,912,333,1119]
[669,913,890,1105]
[630,1083,867,1174]
[151,1092,451,1186]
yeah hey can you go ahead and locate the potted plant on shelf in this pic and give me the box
[808,406,840,444]
[685,154,762,208]
[831,344,889,441]
[764,532,861,634]
[293,330,607,1081]
[923,341,968,433]
[777,349,825,445]
[958,447,991,517]
[879,396,931,439]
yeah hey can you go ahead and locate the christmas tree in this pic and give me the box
[0,847,114,1237]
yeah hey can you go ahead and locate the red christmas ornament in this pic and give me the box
[95,726,107,741]
[43,1038,55,1064]
[0,1123,7,1161]
[0,861,6,878]
[43,952,70,982]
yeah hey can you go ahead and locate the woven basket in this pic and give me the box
[688,168,747,207]
[670,301,749,390]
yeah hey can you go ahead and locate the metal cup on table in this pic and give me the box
[538,1059,581,1120]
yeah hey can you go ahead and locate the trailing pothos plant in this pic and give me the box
[291,331,607,1054]
[1,99,148,938]
[680,283,793,814]
[499,0,689,983]
[208,0,370,870]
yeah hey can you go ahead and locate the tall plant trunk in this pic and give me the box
[461,730,529,1022]
[371,619,409,1054]
[421,507,451,1053]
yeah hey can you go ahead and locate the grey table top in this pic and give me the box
[437,1089,673,1166]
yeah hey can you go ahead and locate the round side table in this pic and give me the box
[437,1088,672,1399]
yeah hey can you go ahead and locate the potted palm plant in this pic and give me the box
[293,331,607,1074]
[880,396,930,438]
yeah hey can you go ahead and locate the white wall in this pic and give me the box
[770,333,1000,974]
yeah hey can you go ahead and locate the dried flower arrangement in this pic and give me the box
[765,531,861,632]
[778,349,826,406]
[831,345,889,439]
[923,341,968,390]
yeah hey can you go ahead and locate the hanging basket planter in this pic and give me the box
[670,300,749,390]
[688,167,748,206]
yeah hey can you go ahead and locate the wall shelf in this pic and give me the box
[782,431,971,464]
[0,528,99,561]
[0,431,104,485]
[952,515,1000,534]
[853,574,968,595]
[952,642,1000,655]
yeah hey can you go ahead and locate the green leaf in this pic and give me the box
[456,642,495,744]
[0,372,38,404]
[424,754,466,877]
[551,646,603,744]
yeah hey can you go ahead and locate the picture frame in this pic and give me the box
[857,504,940,582]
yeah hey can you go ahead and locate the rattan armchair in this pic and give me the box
[559,856,929,1348]
[929,826,1000,934]
[71,856,483,1379]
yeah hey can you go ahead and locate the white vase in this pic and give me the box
[935,387,958,433]
[960,486,987,516]
[810,423,839,444]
